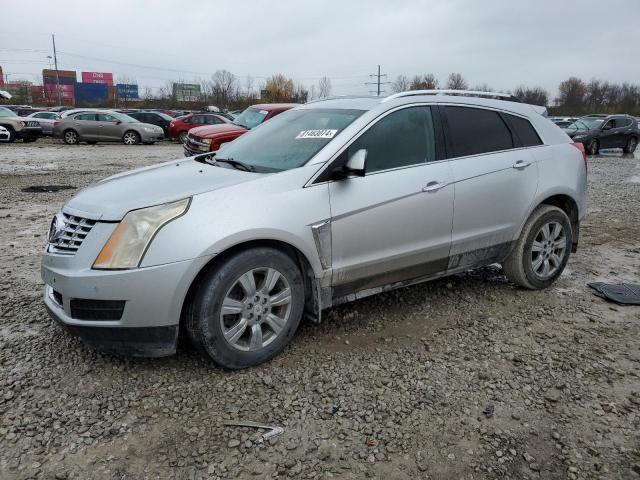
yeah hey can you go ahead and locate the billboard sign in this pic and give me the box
[173,83,200,102]
[116,83,139,100]
[81,71,114,85]
[42,69,76,84]
[44,83,75,102]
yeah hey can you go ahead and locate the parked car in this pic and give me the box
[27,111,59,136]
[564,114,639,154]
[183,103,298,156]
[168,113,231,143]
[549,116,578,128]
[0,106,43,142]
[42,91,587,369]
[53,110,165,145]
[0,125,10,142]
[126,111,174,137]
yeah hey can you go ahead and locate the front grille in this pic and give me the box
[48,213,97,255]
[26,121,40,127]
[70,299,125,321]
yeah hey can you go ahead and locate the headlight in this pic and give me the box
[143,126,155,132]
[202,138,212,145]
[93,198,190,269]
[573,135,586,140]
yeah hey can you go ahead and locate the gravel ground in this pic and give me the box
[1,140,639,480]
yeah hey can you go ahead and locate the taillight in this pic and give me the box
[571,142,587,174]
[53,121,60,128]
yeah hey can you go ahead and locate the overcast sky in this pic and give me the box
[1,0,639,98]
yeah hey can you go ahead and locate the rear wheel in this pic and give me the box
[178,131,188,144]
[586,139,599,155]
[122,130,140,145]
[185,247,305,369]
[63,129,79,145]
[502,205,572,290]
[623,136,637,154]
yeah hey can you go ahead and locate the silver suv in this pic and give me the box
[42,91,587,368]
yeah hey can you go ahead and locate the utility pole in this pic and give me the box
[365,64,390,96]
[52,34,62,106]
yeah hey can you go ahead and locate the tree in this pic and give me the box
[472,83,494,93]
[211,70,238,108]
[446,73,468,90]
[409,74,438,90]
[293,82,309,103]
[318,76,332,98]
[263,74,295,102]
[512,86,549,106]
[391,75,410,93]
[556,77,587,115]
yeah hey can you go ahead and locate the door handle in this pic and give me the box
[422,181,446,192]
[512,160,531,169]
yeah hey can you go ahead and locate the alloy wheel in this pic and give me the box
[123,132,138,145]
[219,267,292,352]
[64,131,77,144]
[530,221,566,279]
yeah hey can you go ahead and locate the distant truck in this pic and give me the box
[183,103,298,156]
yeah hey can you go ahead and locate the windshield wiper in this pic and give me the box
[214,157,255,172]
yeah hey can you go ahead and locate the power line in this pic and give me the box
[365,64,391,96]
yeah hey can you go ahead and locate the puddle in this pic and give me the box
[21,185,76,193]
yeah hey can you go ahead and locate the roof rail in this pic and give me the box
[382,89,516,103]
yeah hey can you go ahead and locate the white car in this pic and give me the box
[0,125,10,142]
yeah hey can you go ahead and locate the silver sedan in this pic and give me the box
[53,110,165,145]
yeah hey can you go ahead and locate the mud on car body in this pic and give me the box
[42,90,587,369]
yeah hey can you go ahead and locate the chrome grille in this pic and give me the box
[48,213,97,255]
[26,121,40,127]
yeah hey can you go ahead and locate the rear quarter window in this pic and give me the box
[443,106,513,157]
[504,113,543,147]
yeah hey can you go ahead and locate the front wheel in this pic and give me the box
[502,205,572,290]
[122,130,140,145]
[586,139,599,155]
[623,137,637,154]
[63,129,79,145]
[185,247,305,369]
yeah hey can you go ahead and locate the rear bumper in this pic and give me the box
[46,304,178,357]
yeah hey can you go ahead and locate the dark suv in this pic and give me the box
[564,114,638,155]
[126,111,175,137]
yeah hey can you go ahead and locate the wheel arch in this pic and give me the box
[179,239,320,336]
[532,193,580,253]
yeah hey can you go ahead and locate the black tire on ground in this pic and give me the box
[122,130,140,145]
[63,129,79,145]
[185,247,305,369]
[586,139,599,155]
[502,205,572,290]
[2,126,16,143]
[178,131,188,144]
[623,136,637,154]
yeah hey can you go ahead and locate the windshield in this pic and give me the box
[567,117,604,130]
[0,107,16,118]
[233,107,269,129]
[156,112,174,121]
[111,112,139,123]
[213,108,364,172]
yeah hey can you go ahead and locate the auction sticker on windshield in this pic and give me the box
[296,129,338,139]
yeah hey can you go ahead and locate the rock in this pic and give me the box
[227,439,241,448]
[544,388,562,403]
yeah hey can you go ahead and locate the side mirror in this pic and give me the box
[344,149,367,176]
[116,120,122,125]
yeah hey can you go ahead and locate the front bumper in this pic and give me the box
[140,131,165,142]
[16,126,43,139]
[42,253,214,356]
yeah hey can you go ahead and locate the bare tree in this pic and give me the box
[318,76,332,98]
[446,73,468,90]
[555,77,587,114]
[309,84,317,100]
[391,75,410,93]
[513,86,549,106]
[409,74,438,90]
[244,75,255,100]
[211,70,238,108]
[472,83,494,92]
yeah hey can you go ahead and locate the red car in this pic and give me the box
[168,113,231,143]
[183,103,298,156]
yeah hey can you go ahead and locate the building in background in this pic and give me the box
[81,72,114,85]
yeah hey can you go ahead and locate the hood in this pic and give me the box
[190,123,247,138]
[66,158,261,220]
[563,128,595,137]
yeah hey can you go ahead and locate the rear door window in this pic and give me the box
[190,116,204,124]
[443,106,513,157]
[503,113,543,147]
[75,113,96,121]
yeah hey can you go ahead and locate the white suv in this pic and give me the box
[42,90,587,368]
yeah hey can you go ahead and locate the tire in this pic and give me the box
[2,126,16,143]
[185,247,305,369]
[502,205,572,290]
[178,131,188,144]
[623,136,637,154]
[122,130,140,145]
[63,129,79,145]
[586,139,599,155]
